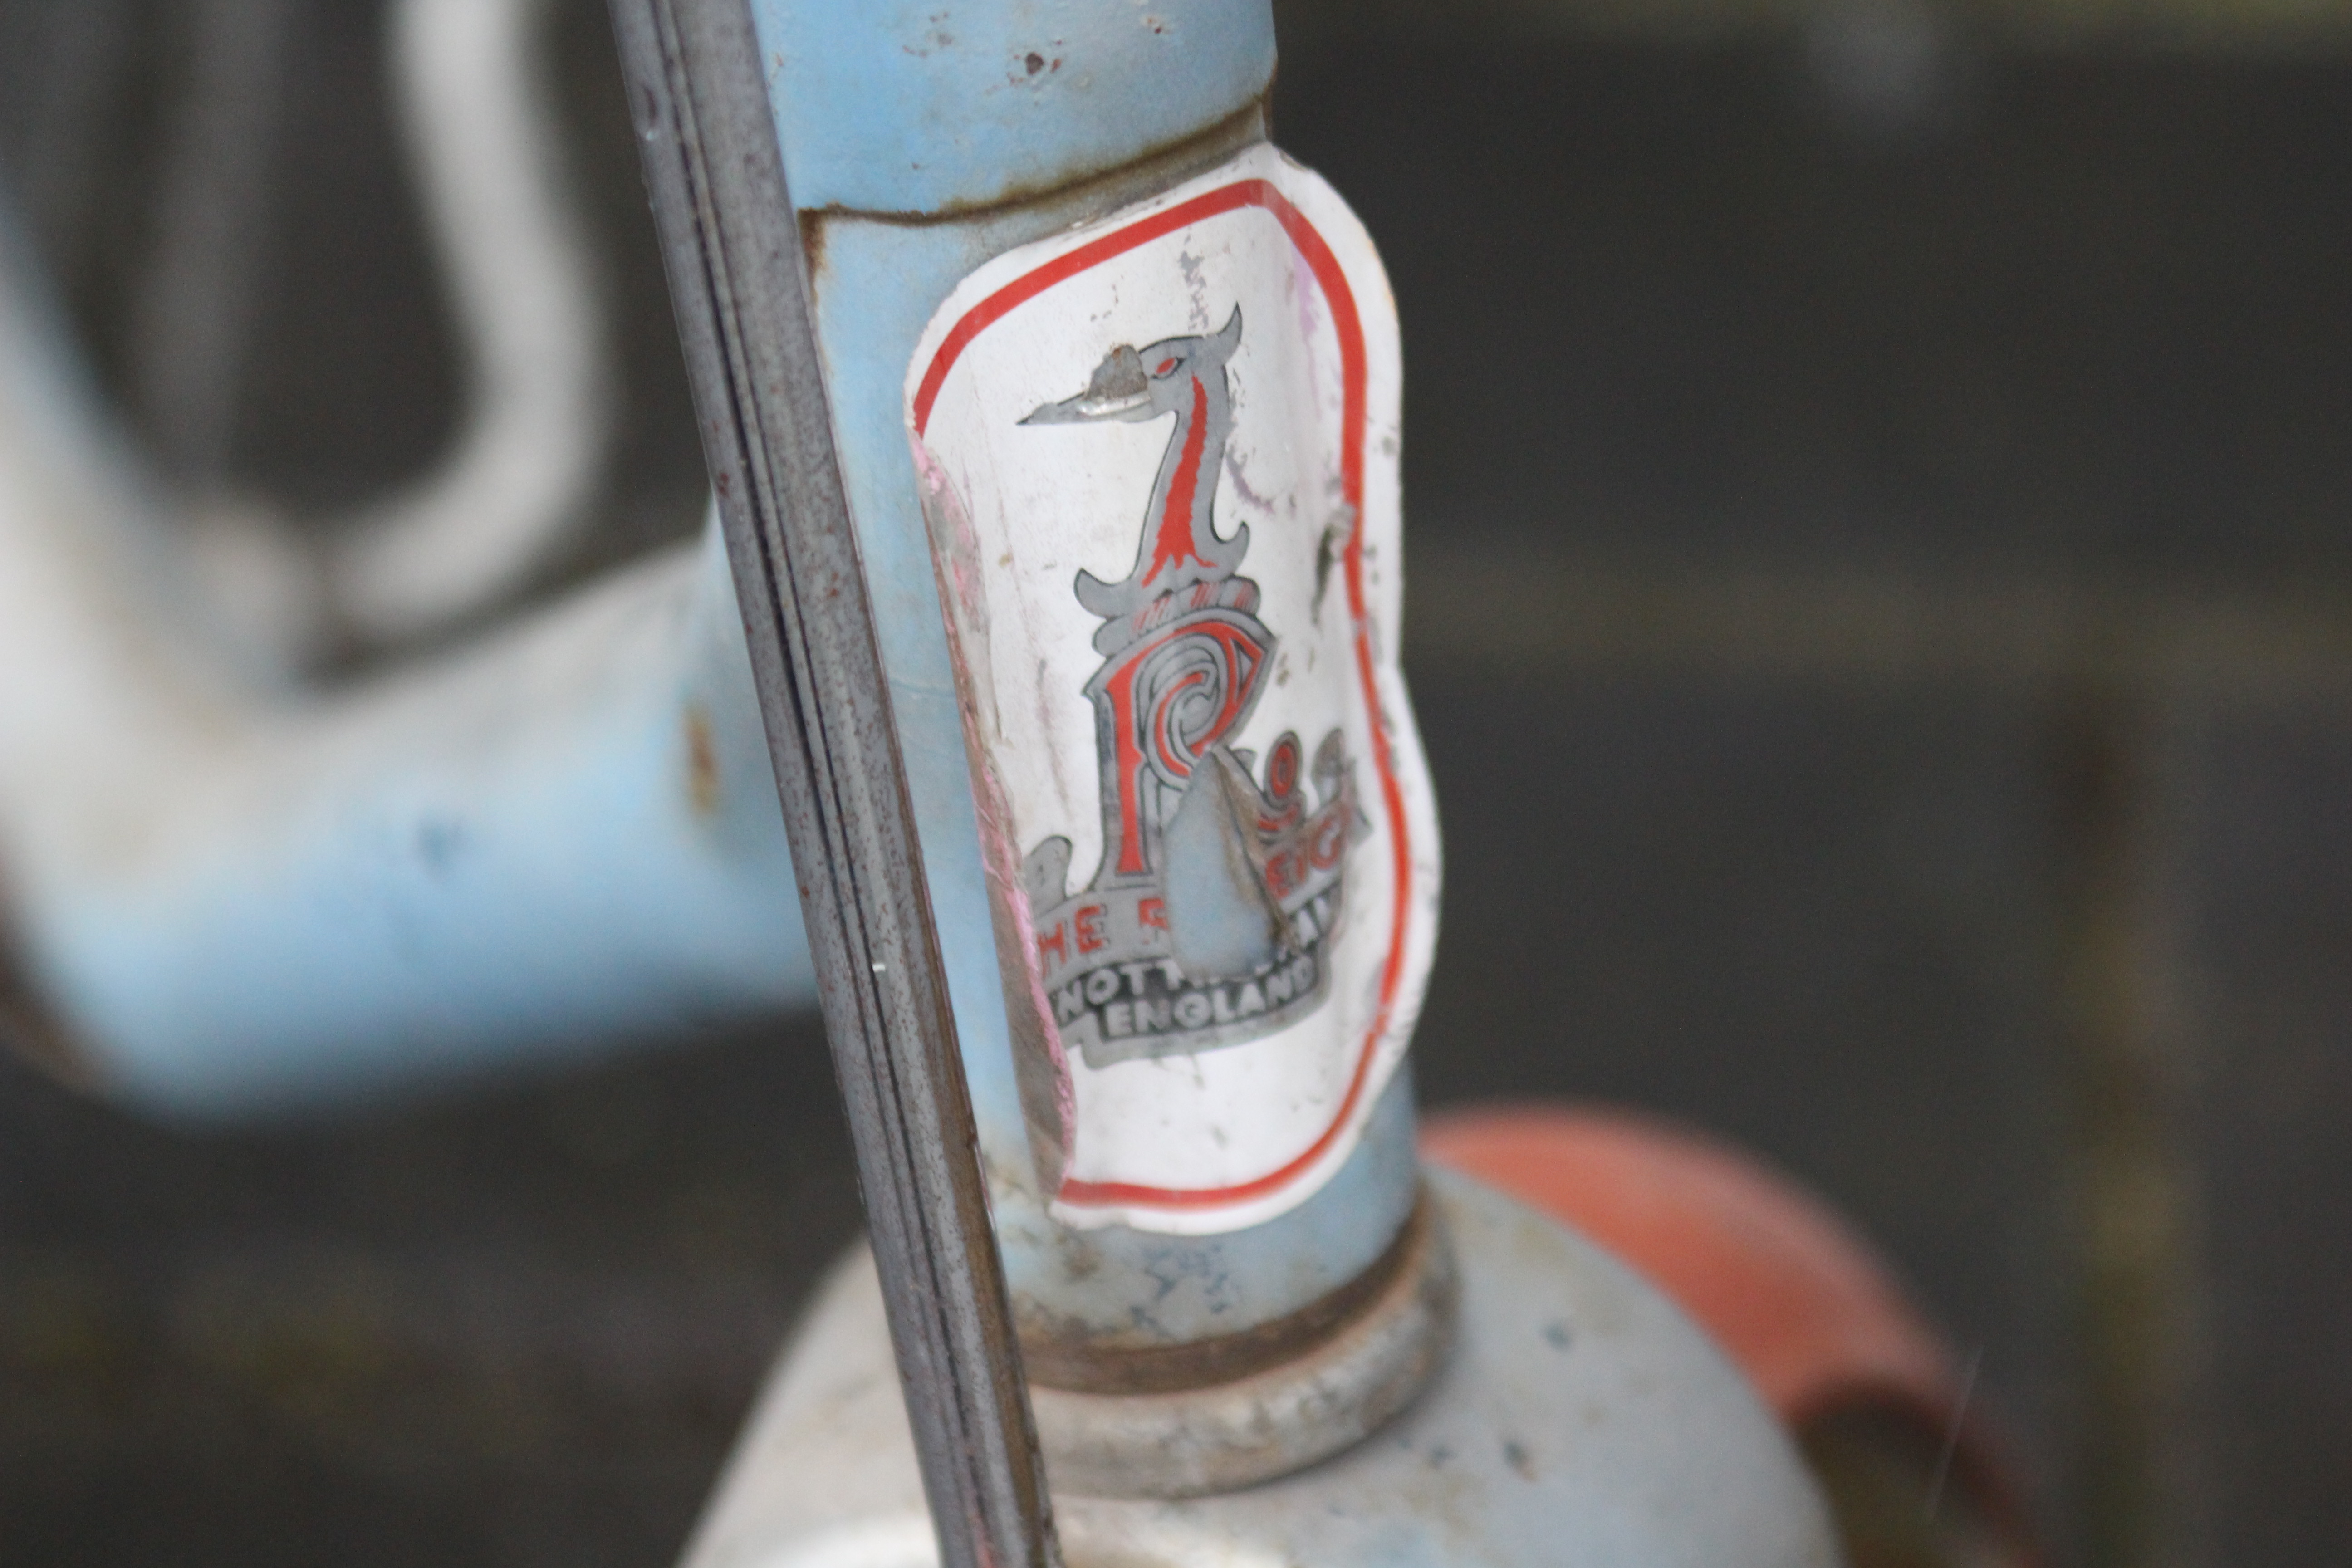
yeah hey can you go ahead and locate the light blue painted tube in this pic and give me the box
[0,200,816,1117]
[8,531,816,1117]
[0,4,1426,1362]
[757,0,1278,216]
[47,532,817,1115]
[744,0,1427,1358]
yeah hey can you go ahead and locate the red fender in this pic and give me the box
[1423,1102,2040,1568]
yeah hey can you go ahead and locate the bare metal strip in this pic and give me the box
[605,5,1061,1568]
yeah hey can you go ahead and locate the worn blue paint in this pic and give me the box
[738,0,1414,1341]
[39,528,818,1117]
[751,0,1275,215]
[13,0,1405,1347]
[0,187,818,1117]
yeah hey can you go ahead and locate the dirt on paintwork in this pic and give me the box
[683,703,722,819]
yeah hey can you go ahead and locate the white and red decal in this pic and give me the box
[907,146,1439,1235]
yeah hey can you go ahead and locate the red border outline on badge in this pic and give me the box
[914,177,1411,1216]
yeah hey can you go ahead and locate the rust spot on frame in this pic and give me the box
[0,895,95,1092]
[796,97,1269,240]
[1020,1191,1436,1395]
[685,704,722,819]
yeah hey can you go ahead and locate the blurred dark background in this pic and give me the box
[4,1,2350,1564]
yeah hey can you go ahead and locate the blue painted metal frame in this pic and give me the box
[0,0,1414,1357]
[737,1,1421,1350]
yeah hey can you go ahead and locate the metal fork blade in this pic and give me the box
[604,4,1062,1566]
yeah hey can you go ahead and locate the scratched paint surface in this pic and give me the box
[907,146,1440,1235]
